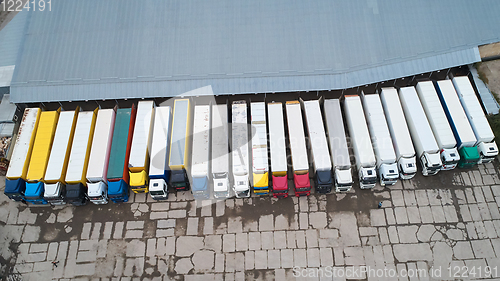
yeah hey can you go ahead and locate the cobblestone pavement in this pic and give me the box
[2,163,500,280]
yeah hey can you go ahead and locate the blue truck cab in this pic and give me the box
[24,182,48,204]
[108,179,130,203]
[4,179,26,202]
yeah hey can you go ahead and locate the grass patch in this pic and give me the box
[488,114,500,141]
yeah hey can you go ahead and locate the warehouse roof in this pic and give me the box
[7,0,500,103]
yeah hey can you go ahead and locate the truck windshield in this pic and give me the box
[150,190,165,196]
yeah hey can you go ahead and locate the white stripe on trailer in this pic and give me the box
[251,102,268,174]
[267,103,287,174]
[191,105,210,177]
[285,102,309,172]
[232,101,249,176]
[452,76,495,144]
[6,108,40,179]
[65,111,95,183]
[302,100,332,171]
[87,109,116,183]
[323,99,350,168]
[437,80,477,148]
[129,100,155,169]
[149,106,172,177]
[416,81,457,150]
[44,111,77,182]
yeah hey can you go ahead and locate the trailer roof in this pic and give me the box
[286,102,309,171]
[344,96,376,165]
[86,108,116,181]
[65,110,96,183]
[108,108,133,179]
[232,101,249,175]
[191,105,210,176]
[415,81,456,149]
[149,106,171,176]
[399,87,439,152]
[303,100,331,170]
[436,80,477,145]
[267,103,287,173]
[129,101,155,169]
[452,76,495,143]
[10,0,499,103]
[380,88,415,158]
[362,94,396,162]
[169,99,191,168]
[6,108,39,179]
[44,110,78,182]
[323,99,351,168]
[251,102,268,173]
[211,104,228,174]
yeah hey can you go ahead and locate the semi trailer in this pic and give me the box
[251,102,269,195]
[25,108,60,204]
[64,109,98,206]
[191,105,211,200]
[416,81,460,170]
[86,108,116,204]
[452,76,498,163]
[107,106,136,202]
[343,95,377,189]
[149,106,172,200]
[43,108,79,205]
[361,93,399,186]
[435,80,480,168]
[267,102,289,197]
[169,99,192,191]
[231,101,250,198]
[129,101,155,193]
[211,104,230,199]
[285,101,311,196]
[4,108,41,201]
[399,87,442,176]
[302,99,333,193]
[323,99,353,192]
[379,88,417,179]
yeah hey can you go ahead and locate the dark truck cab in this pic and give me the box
[4,178,26,202]
[65,184,88,206]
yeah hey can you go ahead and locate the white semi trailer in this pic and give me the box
[149,106,172,200]
[452,76,499,163]
[323,99,353,192]
[231,101,250,198]
[191,105,211,200]
[399,86,442,176]
[380,88,417,180]
[212,104,230,199]
[343,95,377,189]
[361,93,399,186]
[416,81,460,170]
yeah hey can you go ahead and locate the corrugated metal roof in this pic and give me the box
[8,0,500,103]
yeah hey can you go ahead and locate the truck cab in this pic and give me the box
[149,179,168,200]
[107,180,130,203]
[213,173,230,199]
[314,170,332,193]
[293,172,311,196]
[478,142,499,164]
[170,170,190,191]
[4,179,26,202]
[24,182,48,205]
[65,184,87,206]
[272,173,288,198]
[441,148,460,170]
[234,175,250,198]
[334,168,352,192]
[378,163,399,186]
[359,167,377,189]
[420,152,442,176]
[458,147,480,168]
[253,172,269,195]
[130,171,149,193]
[87,182,108,204]
[397,158,417,180]
[43,182,66,205]
[192,176,210,200]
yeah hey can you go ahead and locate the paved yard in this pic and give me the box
[1,162,500,280]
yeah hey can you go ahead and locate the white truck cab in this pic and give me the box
[87,182,108,204]
[44,183,66,205]
[149,179,168,200]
